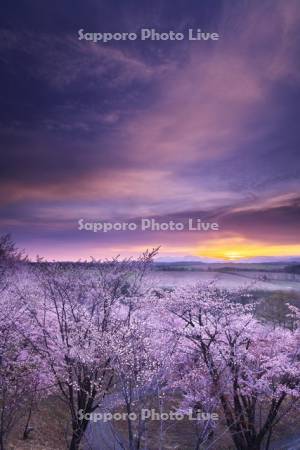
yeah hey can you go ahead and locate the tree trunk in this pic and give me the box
[195,435,203,450]
[22,402,33,440]
[69,417,90,450]
[69,432,81,450]
[0,433,5,450]
[126,406,135,450]
[265,427,273,450]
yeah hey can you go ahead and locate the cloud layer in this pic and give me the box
[0,0,299,259]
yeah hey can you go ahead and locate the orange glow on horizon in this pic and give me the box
[26,237,300,262]
[194,237,300,261]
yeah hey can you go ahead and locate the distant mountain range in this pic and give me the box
[155,255,300,264]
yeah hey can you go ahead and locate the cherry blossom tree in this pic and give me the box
[19,250,157,450]
[0,286,41,450]
[167,284,300,450]
[113,318,167,450]
[0,234,26,293]
[0,236,39,450]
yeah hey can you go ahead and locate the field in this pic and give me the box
[151,263,300,292]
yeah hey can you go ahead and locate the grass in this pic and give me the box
[5,392,300,449]
[7,395,69,450]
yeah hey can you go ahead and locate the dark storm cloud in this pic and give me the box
[220,195,300,245]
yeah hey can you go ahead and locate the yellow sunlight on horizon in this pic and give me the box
[195,237,300,261]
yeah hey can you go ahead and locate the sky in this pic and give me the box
[0,0,300,261]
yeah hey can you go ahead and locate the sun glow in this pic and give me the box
[194,237,300,261]
[224,251,243,261]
